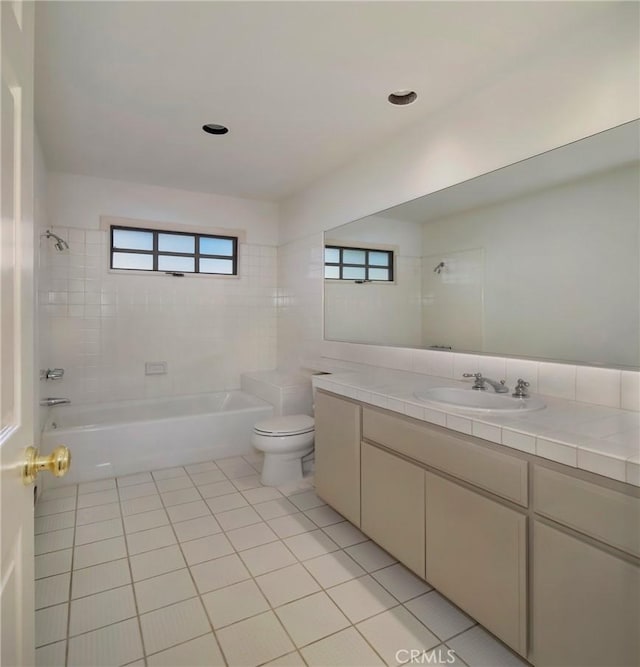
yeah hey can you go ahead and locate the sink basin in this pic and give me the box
[413,387,545,414]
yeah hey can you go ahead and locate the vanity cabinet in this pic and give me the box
[361,442,425,577]
[314,391,361,526]
[425,471,527,655]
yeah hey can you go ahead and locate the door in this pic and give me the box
[1,2,36,665]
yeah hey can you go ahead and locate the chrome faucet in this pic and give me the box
[41,368,64,380]
[462,373,509,393]
[40,398,71,407]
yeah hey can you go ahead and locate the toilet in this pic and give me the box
[252,414,315,486]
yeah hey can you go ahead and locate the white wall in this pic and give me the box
[277,4,640,380]
[40,173,279,405]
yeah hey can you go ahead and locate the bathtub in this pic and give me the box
[40,391,273,485]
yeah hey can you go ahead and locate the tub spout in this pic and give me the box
[40,398,71,407]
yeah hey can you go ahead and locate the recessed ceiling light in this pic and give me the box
[202,124,229,135]
[388,90,417,106]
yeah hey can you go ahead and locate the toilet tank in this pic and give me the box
[241,370,314,416]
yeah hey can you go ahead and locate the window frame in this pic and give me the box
[324,244,394,282]
[110,224,238,276]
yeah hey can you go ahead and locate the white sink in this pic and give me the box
[413,387,545,414]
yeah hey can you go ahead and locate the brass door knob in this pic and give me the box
[23,446,71,485]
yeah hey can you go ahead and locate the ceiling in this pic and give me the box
[35,1,619,202]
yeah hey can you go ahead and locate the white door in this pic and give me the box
[1,2,36,665]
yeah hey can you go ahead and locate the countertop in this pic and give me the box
[308,360,640,487]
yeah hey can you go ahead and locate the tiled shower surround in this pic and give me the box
[39,227,277,405]
[34,455,528,667]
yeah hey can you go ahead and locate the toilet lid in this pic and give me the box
[254,414,315,436]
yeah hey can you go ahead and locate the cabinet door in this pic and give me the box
[314,392,361,526]
[361,443,425,577]
[533,520,640,667]
[425,472,527,656]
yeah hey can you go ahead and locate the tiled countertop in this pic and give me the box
[308,361,640,487]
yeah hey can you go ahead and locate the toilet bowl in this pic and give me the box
[252,415,314,486]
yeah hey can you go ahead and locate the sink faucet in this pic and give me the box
[462,373,509,393]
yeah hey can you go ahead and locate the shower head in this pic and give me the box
[42,230,69,251]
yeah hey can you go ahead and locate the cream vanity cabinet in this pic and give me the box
[314,389,640,666]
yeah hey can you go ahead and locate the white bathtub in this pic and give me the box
[40,391,273,485]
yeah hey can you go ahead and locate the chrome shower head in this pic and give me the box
[43,230,69,251]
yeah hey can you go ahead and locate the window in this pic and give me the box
[110,226,238,275]
[324,245,394,281]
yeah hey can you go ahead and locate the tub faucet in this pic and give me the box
[462,373,509,393]
[40,398,71,407]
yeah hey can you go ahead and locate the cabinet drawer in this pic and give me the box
[363,407,528,506]
[534,465,640,558]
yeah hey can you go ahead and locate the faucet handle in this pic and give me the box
[513,378,530,398]
[462,373,482,379]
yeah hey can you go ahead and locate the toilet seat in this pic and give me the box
[253,415,314,437]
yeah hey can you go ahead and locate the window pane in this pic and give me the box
[343,249,366,265]
[113,229,153,251]
[325,265,340,279]
[369,268,390,281]
[200,258,234,274]
[369,251,390,267]
[112,252,153,270]
[343,266,366,280]
[158,233,194,254]
[200,237,234,256]
[324,248,340,263]
[158,255,195,272]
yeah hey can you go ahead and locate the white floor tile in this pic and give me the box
[242,486,283,504]
[160,487,202,507]
[231,474,263,491]
[216,611,295,667]
[147,633,225,666]
[39,485,77,501]
[151,466,187,481]
[73,536,128,569]
[405,591,475,641]
[345,541,397,572]
[225,521,279,551]
[190,553,251,594]
[276,478,315,497]
[239,541,298,576]
[256,563,321,607]
[76,502,121,526]
[304,505,344,527]
[263,651,306,666]
[140,598,211,656]
[327,575,398,623]
[35,572,71,610]
[129,545,186,582]
[202,579,270,628]
[35,603,68,647]
[254,498,298,520]
[303,551,365,588]
[371,563,432,603]
[181,532,234,566]
[288,491,326,511]
[173,515,222,542]
[200,480,238,499]
[216,458,256,479]
[357,606,440,665]
[35,528,75,555]
[155,476,195,493]
[118,482,158,501]
[207,492,249,513]
[166,500,211,523]
[301,627,385,667]
[322,521,368,548]
[447,626,529,667]
[267,512,317,539]
[134,568,197,613]
[126,525,177,556]
[67,618,143,667]
[69,585,136,636]
[74,517,123,546]
[77,489,119,508]
[117,472,153,487]
[35,497,76,517]
[275,591,350,647]
[36,640,66,667]
[123,508,169,534]
[184,461,219,474]
[35,511,75,534]
[189,470,227,486]
[120,494,163,517]
[35,549,73,579]
[78,478,116,495]
[72,558,131,599]
[284,530,340,561]
[215,505,263,531]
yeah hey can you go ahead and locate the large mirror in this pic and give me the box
[324,121,640,369]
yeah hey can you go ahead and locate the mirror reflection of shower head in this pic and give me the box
[43,230,69,251]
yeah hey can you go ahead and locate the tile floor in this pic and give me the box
[34,453,529,667]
